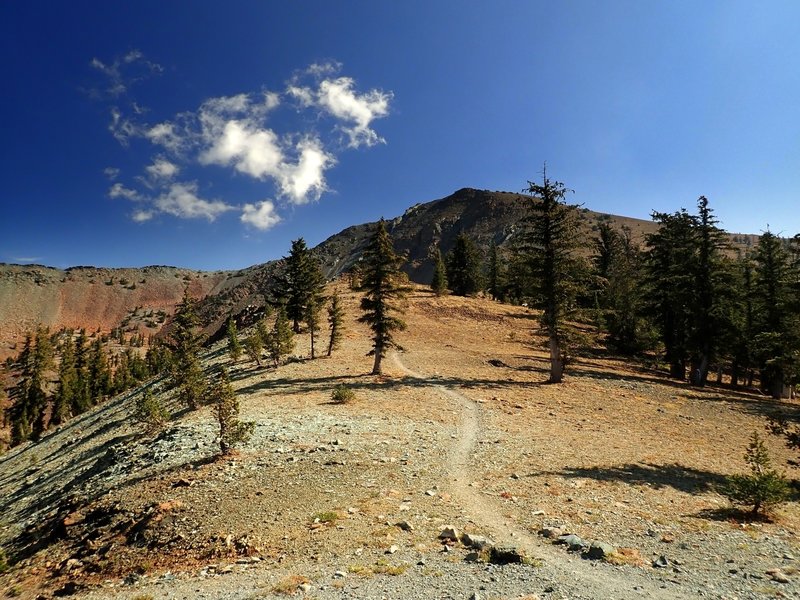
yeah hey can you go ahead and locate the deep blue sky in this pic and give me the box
[2,1,799,270]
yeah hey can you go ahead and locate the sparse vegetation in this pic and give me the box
[331,384,355,404]
[723,431,789,517]
[134,388,170,433]
[211,367,254,456]
[271,574,310,595]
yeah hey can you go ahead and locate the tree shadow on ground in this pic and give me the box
[536,462,729,495]
[236,371,544,398]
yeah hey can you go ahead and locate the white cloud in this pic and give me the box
[145,121,186,154]
[316,77,391,147]
[109,107,141,145]
[104,167,120,180]
[131,209,154,223]
[108,182,144,201]
[145,158,179,181]
[154,182,233,221]
[90,50,162,98]
[276,137,334,203]
[241,200,281,230]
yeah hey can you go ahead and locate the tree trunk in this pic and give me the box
[310,330,316,359]
[669,360,685,380]
[372,345,383,375]
[730,360,740,388]
[715,364,723,384]
[549,335,563,383]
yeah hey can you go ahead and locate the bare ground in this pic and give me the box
[1,284,799,599]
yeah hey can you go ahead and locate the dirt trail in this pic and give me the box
[391,352,689,600]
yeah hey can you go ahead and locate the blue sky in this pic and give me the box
[1,1,799,270]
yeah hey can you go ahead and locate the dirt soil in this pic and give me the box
[1,283,799,599]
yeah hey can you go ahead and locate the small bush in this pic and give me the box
[272,574,309,595]
[313,511,339,524]
[723,431,789,516]
[134,389,170,433]
[331,384,355,404]
[0,547,10,573]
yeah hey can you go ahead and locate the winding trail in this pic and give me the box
[391,352,689,600]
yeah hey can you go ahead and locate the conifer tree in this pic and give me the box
[71,329,91,415]
[227,317,242,362]
[169,290,205,410]
[645,209,698,379]
[244,333,264,367]
[29,326,54,439]
[486,240,505,301]
[276,238,326,334]
[306,295,322,359]
[327,291,345,357]
[446,233,483,296]
[267,307,295,367]
[751,231,799,398]
[87,337,111,404]
[212,367,254,456]
[724,431,789,516]
[358,219,410,375]
[134,387,170,433]
[430,248,448,296]
[521,169,586,383]
[52,335,78,426]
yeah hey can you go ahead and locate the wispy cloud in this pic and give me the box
[241,200,281,230]
[90,50,162,98]
[103,167,120,180]
[154,182,233,221]
[96,58,391,228]
[9,256,43,264]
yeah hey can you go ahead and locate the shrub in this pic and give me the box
[0,547,10,573]
[331,384,355,404]
[134,389,170,433]
[723,431,789,516]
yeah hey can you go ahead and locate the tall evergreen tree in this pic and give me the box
[306,295,322,359]
[87,337,111,404]
[211,367,254,456]
[267,307,295,367]
[645,209,698,379]
[521,169,586,383]
[327,291,345,357]
[486,240,505,301]
[358,219,410,375]
[593,223,651,354]
[9,327,54,444]
[276,238,326,334]
[168,290,205,410]
[52,335,77,427]
[430,248,448,296]
[752,231,799,398]
[446,233,483,296]
[227,317,242,362]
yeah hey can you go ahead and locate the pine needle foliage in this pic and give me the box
[430,248,448,296]
[168,290,205,411]
[211,367,254,456]
[358,219,410,375]
[267,307,295,367]
[326,291,345,357]
[520,167,586,383]
[134,388,170,434]
[227,318,242,362]
[723,431,789,517]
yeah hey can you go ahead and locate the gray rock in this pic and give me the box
[462,533,495,550]
[653,555,670,568]
[558,534,585,551]
[439,526,460,542]
[488,546,525,564]
[396,520,414,531]
[586,541,616,560]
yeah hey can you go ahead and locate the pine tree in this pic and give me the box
[358,219,410,375]
[267,307,295,367]
[29,326,54,439]
[724,431,789,516]
[87,337,111,404]
[486,240,505,301]
[327,291,345,357]
[521,168,587,383]
[134,387,170,433]
[52,335,78,426]
[751,231,799,398]
[306,295,322,359]
[430,248,448,296]
[276,238,326,334]
[168,290,205,410]
[446,234,483,296]
[645,209,698,379]
[211,367,254,456]
[72,329,91,415]
[244,333,264,367]
[227,317,242,362]
[593,223,651,354]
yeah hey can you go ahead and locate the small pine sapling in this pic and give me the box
[134,388,170,433]
[326,291,345,357]
[227,318,242,362]
[723,431,789,517]
[244,334,263,367]
[211,367,254,456]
